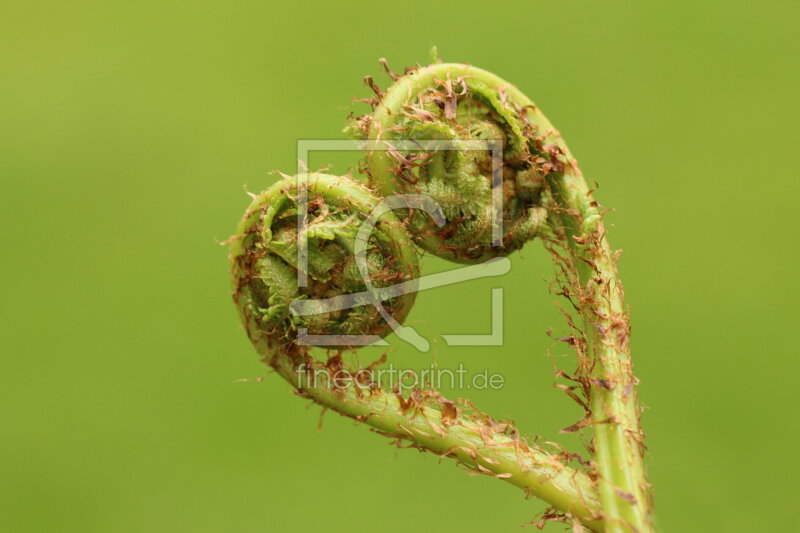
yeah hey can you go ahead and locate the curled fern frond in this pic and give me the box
[229,173,419,347]
[348,63,552,263]
[230,58,653,533]
[349,62,653,531]
[228,172,605,529]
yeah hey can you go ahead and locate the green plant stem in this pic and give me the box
[231,63,652,532]
[368,63,651,531]
[544,163,650,532]
[230,172,606,530]
[265,346,606,531]
[513,84,651,531]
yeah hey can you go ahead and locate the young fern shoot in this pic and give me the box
[350,60,653,532]
[230,59,653,532]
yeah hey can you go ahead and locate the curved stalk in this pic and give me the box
[229,60,653,532]
[229,172,605,530]
[353,62,653,531]
[517,91,651,533]
[267,344,606,531]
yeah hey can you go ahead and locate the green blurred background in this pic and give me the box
[2,1,797,531]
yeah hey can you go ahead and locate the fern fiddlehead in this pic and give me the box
[230,172,605,530]
[349,61,652,532]
[229,59,653,532]
[230,173,419,346]
[347,63,549,263]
